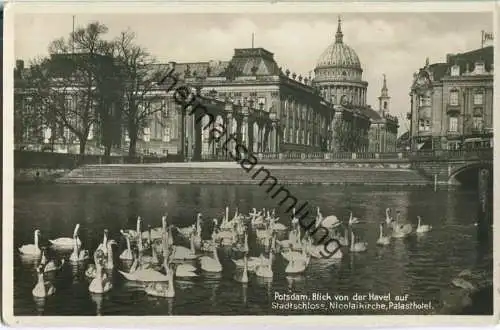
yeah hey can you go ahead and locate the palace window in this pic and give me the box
[473,92,484,105]
[419,119,431,131]
[472,117,484,130]
[474,61,485,74]
[258,97,266,107]
[419,95,431,107]
[451,65,460,77]
[449,90,459,105]
[448,116,458,132]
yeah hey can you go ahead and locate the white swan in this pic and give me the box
[119,267,170,282]
[49,224,82,250]
[119,230,134,260]
[385,208,393,225]
[234,255,249,283]
[350,231,367,253]
[88,251,113,294]
[416,216,432,233]
[269,217,287,231]
[232,255,261,272]
[96,229,110,256]
[171,233,197,260]
[308,239,343,259]
[348,212,360,226]
[176,263,198,277]
[147,215,167,241]
[285,250,309,274]
[376,223,391,246]
[322,214,341,228]
[19,229,42,256]
[255,253,273,278]
[32,265,56,298]
[199,245,222,273]
[39,249,65,273]
[145,265,176,298]
[391,212,413,238]
[123,216,142,241]
[69,235,89,263]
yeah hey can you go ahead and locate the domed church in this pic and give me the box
[313,17,368,107]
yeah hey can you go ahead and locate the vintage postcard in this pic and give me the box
[2,1,498,327]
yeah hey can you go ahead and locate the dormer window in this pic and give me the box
[474,61,485,74]
[451,65,460,76]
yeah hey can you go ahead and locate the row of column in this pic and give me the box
[183,110,278,160]
[319,85,366,106]
[281,98,331,149]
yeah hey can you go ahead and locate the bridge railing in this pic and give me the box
[408,148,493,161]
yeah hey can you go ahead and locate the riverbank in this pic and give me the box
[50,162,435,186]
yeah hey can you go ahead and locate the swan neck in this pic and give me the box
[190,235,195,253]
[379,225,383,238]
[37,272,44,284]
[34,232,39,248]
[126,237,131,251]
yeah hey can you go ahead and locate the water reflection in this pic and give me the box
[13,184,492,315]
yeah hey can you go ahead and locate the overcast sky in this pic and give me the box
[14,12,493,134]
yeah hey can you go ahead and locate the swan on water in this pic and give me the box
[391,212,412,238]
[19,229,42,256]
[348,211,360,226]
[416,216,432,233]
[176,263,198,277]
[376,223,391,246]
[119,230,134,260]
[122,216,142,241]
[69,234,89,263]
[145,264,176,298]
[285,248,309,274]
[88,250,113,294]
[199,245,222,273]
[255,252,273,278]
[234,254,249,283]
[350,231,367,253]
[49,224,82,250]
[39,248,65,273]
[119,266,170,282]
[385,208,393,226]
[32,265,56,298]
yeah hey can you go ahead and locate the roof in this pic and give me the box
[425,46,494,82]
[447,46,493,74]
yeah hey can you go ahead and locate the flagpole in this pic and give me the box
[252,33,254,48]
[481,30,484,48]
[72,15,75,53]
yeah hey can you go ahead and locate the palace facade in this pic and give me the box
[409,46,494,150]
[15,18,400,157]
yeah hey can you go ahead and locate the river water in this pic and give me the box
[13,184,492,316]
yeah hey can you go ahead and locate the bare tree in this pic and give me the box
[111,30,170,157]
[24,22,115,155]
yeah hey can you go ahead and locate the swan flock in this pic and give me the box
[18,206,431,305]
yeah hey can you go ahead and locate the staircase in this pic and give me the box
[58,164,432,186]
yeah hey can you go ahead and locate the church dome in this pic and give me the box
[315,18,361,70]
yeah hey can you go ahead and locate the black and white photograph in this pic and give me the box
[3,2,496,325]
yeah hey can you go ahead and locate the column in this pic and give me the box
[241,115,248,145]
[225,103,233,158]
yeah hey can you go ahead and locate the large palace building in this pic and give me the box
[14,18,399,158]
[409,46,493,151]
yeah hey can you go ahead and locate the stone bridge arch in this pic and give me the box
[448,161,493,186]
